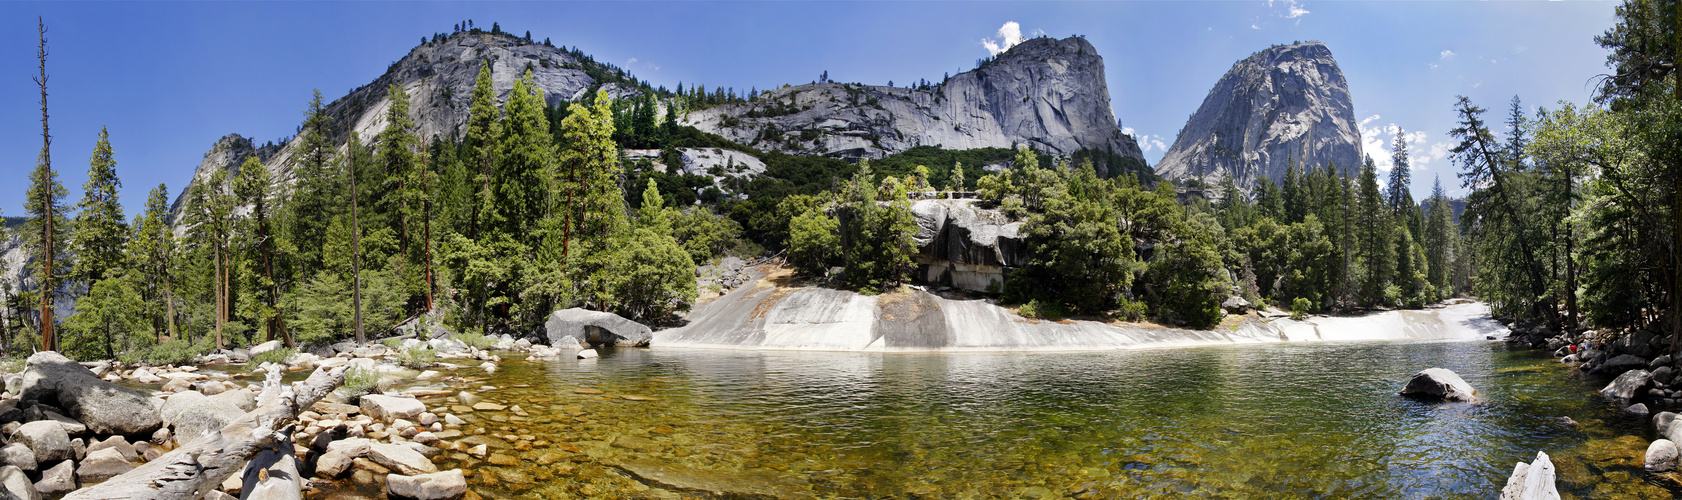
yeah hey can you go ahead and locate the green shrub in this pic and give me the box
[141,339,211,366]
[394,347,436,369]
[1115,299,1148,322]
[1018,299,1067,320]
[1291,297,1313,320]
[455,331,497,350]
[340,366,383,402]
[382,338,403,349]
[251,348,296,366]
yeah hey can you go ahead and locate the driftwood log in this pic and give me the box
[64,363,347,500]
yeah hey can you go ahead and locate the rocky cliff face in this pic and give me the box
[170,31,634,223]
[683,36,1144,163]
[1154,42,1362,190]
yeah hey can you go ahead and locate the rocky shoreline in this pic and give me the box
[0,307,639,500]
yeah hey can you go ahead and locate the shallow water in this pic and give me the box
[359,340,1677,499]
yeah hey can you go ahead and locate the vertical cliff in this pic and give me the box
[1154,42,1362,190]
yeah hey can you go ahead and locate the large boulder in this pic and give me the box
[1600,369,1653,402]
[361,395,425,423]
[160,391,246,445]
[387,469,467,500]
[1647,439,1680,473]
[19,351,163,435]
[545,309,652,347]
[1399,368,1478,403]
[1499,451,1560,500]
[14,421,70,463]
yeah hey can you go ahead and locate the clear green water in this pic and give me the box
[367,341,1675,499]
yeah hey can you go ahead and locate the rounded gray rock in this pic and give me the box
[1647,439,1680,473]
[1399,368,1477,403]
[14,421,70,463]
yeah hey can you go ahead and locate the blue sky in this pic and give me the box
[0,1,1618,216]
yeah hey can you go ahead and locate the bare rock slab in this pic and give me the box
[387,469,467,500]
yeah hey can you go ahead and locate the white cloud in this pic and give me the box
[1125,128,1170,153]
[1439,49,1455,59]
[1251,24,1260,30]
[982,22,1026,56]
[1269,0,1310,19]
[1359,115,1433,172]
[1429,63,1440,69]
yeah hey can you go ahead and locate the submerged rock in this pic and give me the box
[1499,450,1560,500]
[1399,368,1477,403]
[545,309,652,347]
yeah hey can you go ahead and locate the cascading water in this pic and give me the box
[655,266,1510,351]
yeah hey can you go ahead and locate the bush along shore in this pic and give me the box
[0,308,625,500]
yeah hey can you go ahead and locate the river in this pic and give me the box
[362,336,1672,499]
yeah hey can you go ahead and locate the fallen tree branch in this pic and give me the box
[65,363,347,500]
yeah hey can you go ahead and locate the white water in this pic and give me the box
[655,276,1510,352]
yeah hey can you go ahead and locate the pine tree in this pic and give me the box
[1387,130,1415,220]
[557,90,625,307]
[185,168,236,348]
[235,156,285,346]
[346,132,370,344]
[287,89,339,278]
[1424,176,1456,297]
[71,127,128,288]
[1281,156,1304,223]
[377,83,424,306]
[464,62,501,240]
[129,184,177,340]
[950,161,966,192]
[498,70,555,249]
[1357,156,1393,306]
[28,18,64,351]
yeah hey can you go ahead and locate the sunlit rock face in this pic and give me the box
[171,31,628,224]
[657,261,1509,352]
[684,36,1144,163]
[1155,41,1363,191]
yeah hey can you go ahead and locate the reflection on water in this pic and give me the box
[376,341,1673,499]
